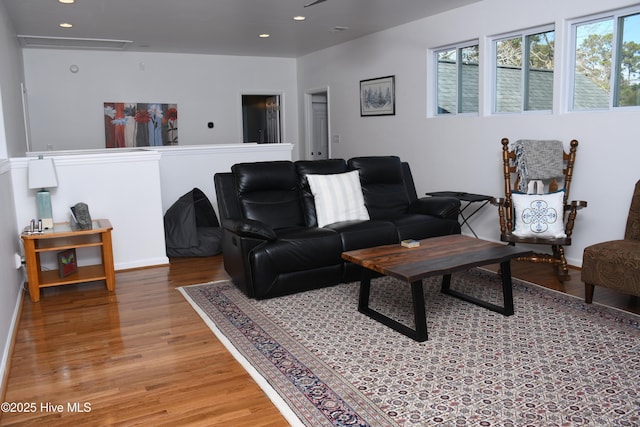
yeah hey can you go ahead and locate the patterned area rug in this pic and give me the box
[179,269,640,426]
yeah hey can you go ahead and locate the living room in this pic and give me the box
[0,0,638,424]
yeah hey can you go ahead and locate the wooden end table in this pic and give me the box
[341,235,532,341]
[21,219,115,302]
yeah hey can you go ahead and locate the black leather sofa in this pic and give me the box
[214,156,461,299]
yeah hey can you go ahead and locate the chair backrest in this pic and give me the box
[231,161,306,229]
[499,137,578,233]
[625,180,640,241]
[347,156,411,220]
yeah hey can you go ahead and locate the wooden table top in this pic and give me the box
[341,234,532,283]
[21,219,112,240]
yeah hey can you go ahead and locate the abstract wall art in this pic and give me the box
[104,102,178,148]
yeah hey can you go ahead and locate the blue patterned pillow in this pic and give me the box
[512,190,566,238]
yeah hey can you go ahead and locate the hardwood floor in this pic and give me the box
[1,256,638,426]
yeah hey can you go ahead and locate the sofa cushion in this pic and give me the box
[232,161,305,229]
[348,156,411,219]
[306,170,370,227]
[325,219,398,251]
[249,226,344,299]
[254,226,343,273]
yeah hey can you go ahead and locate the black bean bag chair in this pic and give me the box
[164,188,222,257]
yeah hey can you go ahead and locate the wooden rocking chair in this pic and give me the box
[491,138,587,281]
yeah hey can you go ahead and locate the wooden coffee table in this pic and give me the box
[341,235,532,342]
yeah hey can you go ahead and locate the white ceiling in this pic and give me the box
[2,0,482,58]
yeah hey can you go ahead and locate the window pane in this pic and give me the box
[437,49,456,114]
[573,19,613,110]
[526,30,554,111]
[496,37,522,112]
[460,45,479,113]
[615,13,640,107]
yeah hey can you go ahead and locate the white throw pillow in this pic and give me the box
[512,191,566,238]
[306,170,370,227]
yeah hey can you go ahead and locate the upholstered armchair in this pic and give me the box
[582,180,640,303]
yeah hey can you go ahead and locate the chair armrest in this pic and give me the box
[490,197,510,234]
[566,200,588,210]
[563,200,587,238]
[221,219,277,241]
[409,197,460,220]
[490,197,506,206]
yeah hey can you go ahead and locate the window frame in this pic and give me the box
[430,39,480,117]
[490,24,555,115]
[567,5,640,112]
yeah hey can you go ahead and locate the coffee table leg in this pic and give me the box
[358,273,372,312]
[410,280,428,341]
[499,260,515,316]
[441,274,452,292]
[440,266,515,316]
[357,274,428,342]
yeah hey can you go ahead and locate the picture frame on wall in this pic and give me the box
[103,102,178,148]
[57,248,78,278]
[360,75,395,116]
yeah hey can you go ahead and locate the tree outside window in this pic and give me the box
[494,29,555,113]
[572,11,640,110]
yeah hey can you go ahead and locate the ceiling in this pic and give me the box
[2,0,482,58]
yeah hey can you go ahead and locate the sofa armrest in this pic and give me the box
[409,197,460,220]
[221,219,277,241]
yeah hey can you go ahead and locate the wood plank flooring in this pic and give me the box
[1,256,638,426]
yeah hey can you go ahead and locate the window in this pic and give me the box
[494,27,555,113]
[434,42,479,115]
[571,8,640,110]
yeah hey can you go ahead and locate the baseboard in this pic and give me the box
[0,287,25,402]
[115,256,169,271]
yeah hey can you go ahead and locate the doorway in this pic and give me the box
[242,94,281,143]
[305,90,329,160]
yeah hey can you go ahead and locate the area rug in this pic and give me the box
[179,269,640,426]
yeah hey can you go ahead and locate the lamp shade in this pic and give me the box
[28,157,58,189]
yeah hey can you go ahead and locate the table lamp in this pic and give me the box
[28,156,58,229]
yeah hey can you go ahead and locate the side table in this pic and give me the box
[21,219,115,302]
[426,191,492,238]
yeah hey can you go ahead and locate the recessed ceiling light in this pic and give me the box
[59,22,73,28]
[293,16,306,21]
[58,0,75,3]
[259,33,270,38]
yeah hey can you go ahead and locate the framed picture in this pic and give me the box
[360,75,395,116]
[58,248,78,278]
[103,102,178,148]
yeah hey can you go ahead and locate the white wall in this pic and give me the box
[0,162,23,399]
[11,150,168,271]
[297,0,640,267]
[21,49,302,158]
[0,2,27,159]
[0,1,27,397]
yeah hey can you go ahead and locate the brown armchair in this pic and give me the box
[582,180,640,303]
